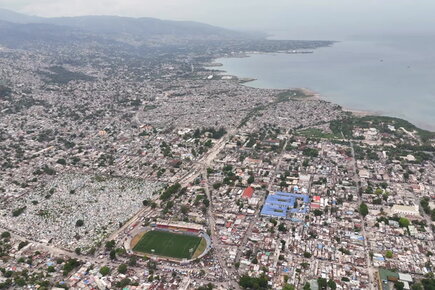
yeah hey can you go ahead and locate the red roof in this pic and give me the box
[242,186,254,199]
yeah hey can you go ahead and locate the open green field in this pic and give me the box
[133,230,202,259]
[296,128,341,139]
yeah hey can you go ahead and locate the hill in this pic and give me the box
[0,8,42,23]
[0,9,253,47]
[0,20,98,48]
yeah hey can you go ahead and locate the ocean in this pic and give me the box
[217,36,435,130]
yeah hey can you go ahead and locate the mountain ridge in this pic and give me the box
[0,8,257,44]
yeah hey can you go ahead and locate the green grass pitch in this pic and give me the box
[133,230,202,259]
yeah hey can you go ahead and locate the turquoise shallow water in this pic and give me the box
[217,37,435,130]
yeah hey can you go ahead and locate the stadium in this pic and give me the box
[128,221,211,263]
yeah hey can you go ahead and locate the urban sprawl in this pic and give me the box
[0,38,434,290]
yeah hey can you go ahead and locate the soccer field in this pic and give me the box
[132,230,203,259]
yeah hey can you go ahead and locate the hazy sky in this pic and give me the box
[1,0,435,39]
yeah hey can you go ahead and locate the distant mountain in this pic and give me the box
[44,16,249,41]
[0,20,96,48]
[0,9,255,47]
[0,8,42,23]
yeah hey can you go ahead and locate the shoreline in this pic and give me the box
[210,52,434,133]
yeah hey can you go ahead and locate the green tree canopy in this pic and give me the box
[99,266,110,276]
[399,217,410,228]
[118,264,128,274]
[327,279,337,290]
[239,274,269,289]
[385,250,393,259]
[359,202,369,217]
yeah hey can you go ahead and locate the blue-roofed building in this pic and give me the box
[260,191,310,219]
[260,205,287,218]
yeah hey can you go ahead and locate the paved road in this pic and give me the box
[234,136,289,265]
[202,168,240,290]
[106,130,233,246]
[3,131,237,286]
[349,139,376,290]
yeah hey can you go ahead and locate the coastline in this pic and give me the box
[211,52,434,133]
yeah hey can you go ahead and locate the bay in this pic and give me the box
[217,36,435,130]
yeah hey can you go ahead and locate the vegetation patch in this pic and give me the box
[277,89,310,100]
[297,128,341,139]
[39,66,95,84]
[330,115,435,142]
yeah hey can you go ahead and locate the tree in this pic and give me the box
[18,241,29,250]
[181,205,189,215]
[147,260,157,271]
[303,282,311,290]
[270,218,278,226]
[14,278,26,287]
[238,274,269,289]
[105,240,116,250]
[385,250,393,259]
[303,252,312,258]
[247,175,255,184]
[394,281,404,290]
[63,259,80,275]
[118,264,128,274]
[75,219,84,227]
[327,279,337,290]
[359,202,369,217]
[399,217,410,228]
[317,278,327,289]
[283,284,295,290]
[128,256,137,266]
[12,206,26,217]
[303,148,319,157]
[75,248,81,255]
[278,223,287,232]
[99,266,110,276]
[421,277,435,289]
[47,266,56,273]
[197,283,215,290]
[117,278,131,288]
[212,183,222,190]
[375,188,383,195]
[301,262,310,269]
[109,250,116,260]
[1,232,10,239]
